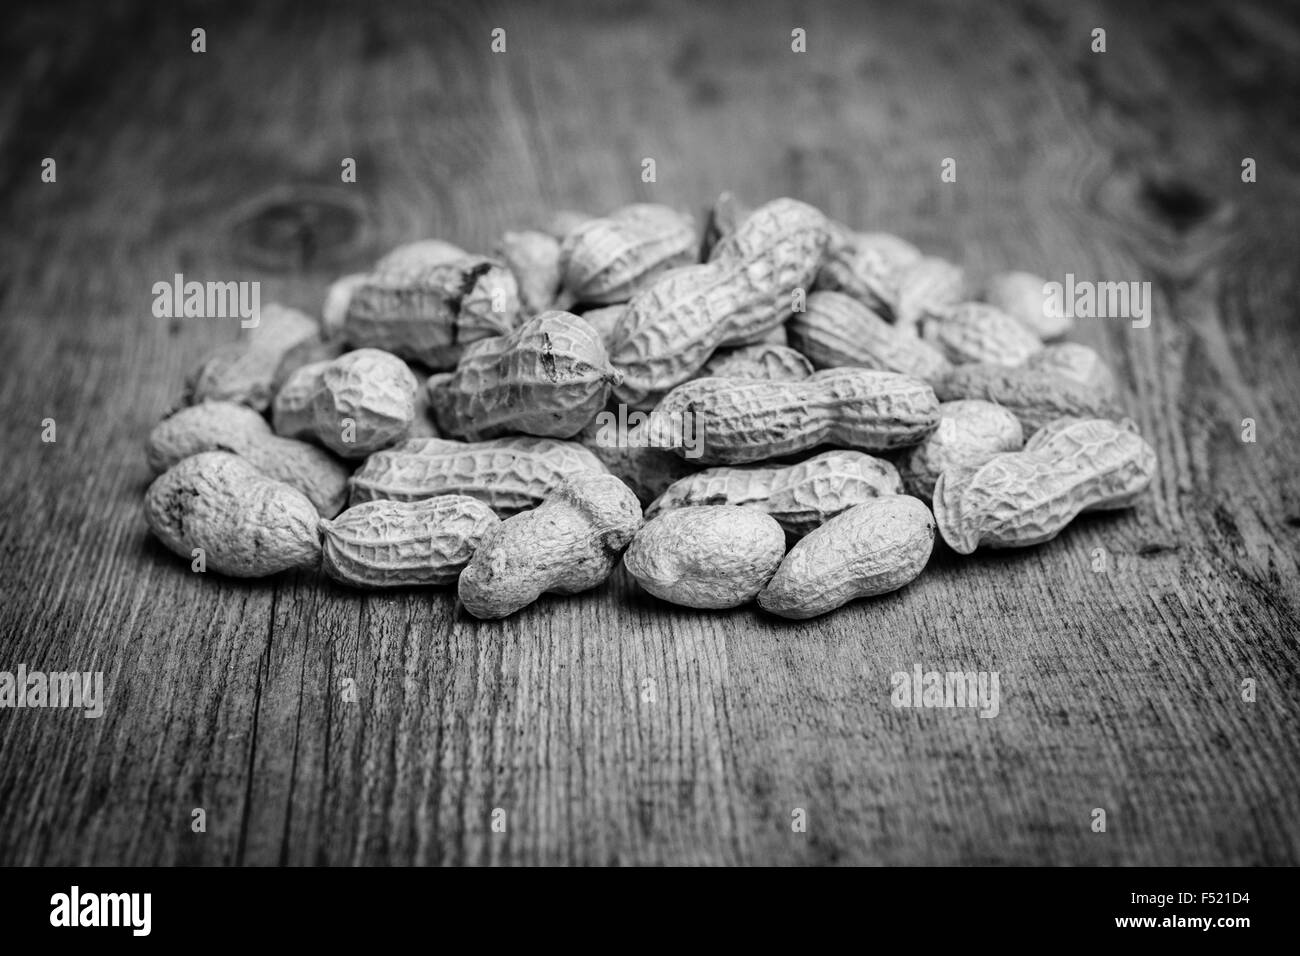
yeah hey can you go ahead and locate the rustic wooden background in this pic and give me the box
[1,0,1297,866]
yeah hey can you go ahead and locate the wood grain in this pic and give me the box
[1,0,1298,865]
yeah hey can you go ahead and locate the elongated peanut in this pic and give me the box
[145,452,320,577]
[646,369,940,464]
[343,255,521,369]
[932,418,1156,554]
[984,270,1072,341]
[1024,342,1117,397]
[758,495,935,619]
[147,401,351,517]
[789,291,951,381]
[349,436,608,513]
[699,343,814,381]
[185,304,321,412]
[817,222,922,315]
[894,255,964,330]
[898,400,1024,502]
[624,506,785,609]
[320,495,498,588]
[935,363,1122,434]
[458,473,642,618]
[646,450,901,537]
[922,301,1043,366]
[611,198,830,406]
[272,348,417,458]
[427,311,620,440]
[578,304,627,349]
[498,230,563,316]
[560,204,696,304]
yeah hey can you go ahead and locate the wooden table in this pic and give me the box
[2,0,1297,866]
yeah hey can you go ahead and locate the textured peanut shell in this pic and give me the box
[427,311,621,440]
[320,495,498,588]
[789,291,951,382]
[698,343,814,382]
[458,473,643,619]
[758,495,935,619]
[144,452,321,577]
[894,256,964,330]
[560,204,696,304]
[272,348,417,458]
[343,255,521,369]
[816,223,922,316]
[646,368,940,464]
[646,450,902,537]
[498,230,562,316]
[922,301,1043,366]
[578,305,627,349]
[624,506,785,609]
[935,363,1123,435]
[984,271,1072,341]
[348,436,608,513]
[898,400,1025,503]
[146,401,351,517]
[932,419,1157,554]
[1025,342,1117,397]
[185,304,321,412]
[612,198,830,406]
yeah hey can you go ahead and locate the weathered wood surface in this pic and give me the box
[1,0,1297,865]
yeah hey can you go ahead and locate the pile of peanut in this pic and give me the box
[144,195,1157,619]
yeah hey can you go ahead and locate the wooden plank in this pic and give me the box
[1,0,1297,866]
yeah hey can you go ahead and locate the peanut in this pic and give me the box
[320,495,498,588]
[935,363,1122,435]
[983,270,1072,341]
[426,311,621,440]
[817,222,922,316]
[922,301,1043,367]
[646,369,940,465]
[932,418,1156,554]
[144,452,320,577]
[458,472,642,618]
[497,229,563,316]
[343,255,521,369]
[698,343,814,382]
[185,304,322,412]
[1024,342,1117,397]
[897,400,1024,502]
[349,435,608,513]
[758,495,935,619]
[373,239,467,278]
[322,273,368,337]
[146,401,351,517]
[699,191,751,260]
[623,506,785,608]
[894,255,964,331]
[610,197,830,406]
[272,348,417,458]
[646,450,902,537]
[577,304,627,349]
[789,290,951,381]
[560,204,696,304]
